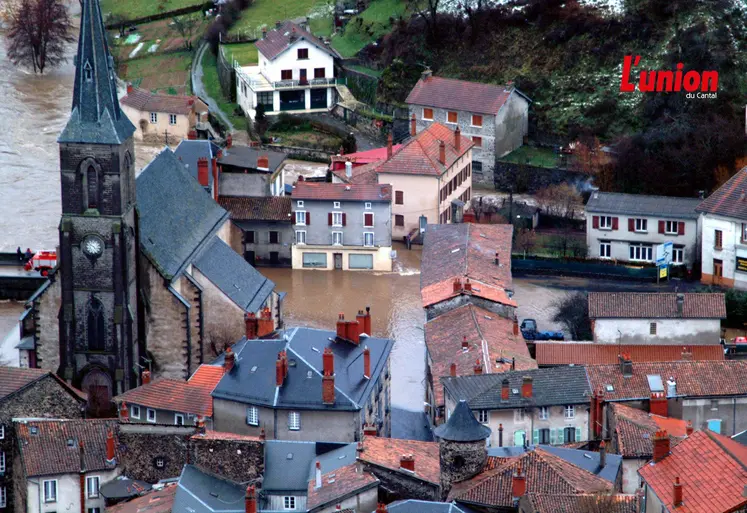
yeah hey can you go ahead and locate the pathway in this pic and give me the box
[192,42,236,134]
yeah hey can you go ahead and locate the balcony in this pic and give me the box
[272,77,344,89]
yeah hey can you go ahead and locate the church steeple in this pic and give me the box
[58,0,134,144]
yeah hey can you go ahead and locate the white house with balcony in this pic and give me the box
[235,21,340,119]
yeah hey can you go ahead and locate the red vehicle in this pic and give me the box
[724,336,747,355]
[24,250,57,276]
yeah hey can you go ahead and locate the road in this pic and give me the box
[192,42,236,134]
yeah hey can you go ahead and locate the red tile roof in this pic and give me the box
[106,484,177,513]
[16,419,119,476]
[292,182,392,202]
[405,76,514,115]
[306,463,378,509]
[330,145,403,170]
[218,196,292,222]
[638,430,747,513]
[696,166,747,220]
[448,448,612,507]
[421,278,517,309]
[0,367,49,401]
[585,361,747,401]
[359,436,440,485]
[121,87,198,115]
[255,21,338,61]
[610,403,688,458]
[588,292,726,319]
[535,343,725,366]
[522,493,639,513]
[425,304,536,407]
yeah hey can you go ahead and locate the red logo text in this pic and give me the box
[620,55,718,93]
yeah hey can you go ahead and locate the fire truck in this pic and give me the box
[24,250,57,276]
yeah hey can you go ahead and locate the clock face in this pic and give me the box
[82,235,104,257]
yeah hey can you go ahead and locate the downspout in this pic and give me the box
[273,409,278,440]
[30,478,42,513]
[734,398,737,435]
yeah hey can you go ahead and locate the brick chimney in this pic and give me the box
[119,401,129,421]
[454,126,461,152]
[512,463,526,502]
[106,430,116,464]
[197,157,209,186]
[337,313,346,339]
[453,277,462,293]
[376,504,388,513]
[142,370,151,384]
[599,440,606,468]
[212,157,219,201]
[650,391,668,417]
[619,353,633,377]
[259,428,266,441]
[258,307,274,337]
[245,485,257,513]
[356,310,367,334]
[196,417,206,435]
[686,421,693,436]
[387,133,393,159]
[400,454,415,472]
[245,313,258,339]
[276,354,284,387]
[127,83,133,95]
[439,140,446,165]
[464,278,472,292]
[257,155,270,170]
[363,306,372,335]
[315,461,322,489]
[363,424,378,436]
[512,316,519,336]
[474,359,483,375]
[187,129,197,140]
[521,376,533,398]
[653,429,670,462]
[363,346,371,379]
[224,346,235,372]
[410,114,416,137]
[673,477,683,507]
[681,346,693,361]
[450,363,457,377]
[323,348,335,404]
[498,423,504,447]
[501,378,510,402]
[346,320,361,344]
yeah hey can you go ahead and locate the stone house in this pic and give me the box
[120,85,208,142]
[533,342,725,367]
[0,368,86,513]
[588,292,726,345]
[442,366,592,449]
[104,483,176,513]
[406,71,530,186]
[217,144,287,198]
[173,464,244,513]
[290,182,393,271]
[585,192,701,268]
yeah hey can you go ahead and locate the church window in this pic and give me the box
[86,165,99,209]
[87,297,105,351]
[84,61,92,82]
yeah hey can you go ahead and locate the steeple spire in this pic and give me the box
[59,0,134,144]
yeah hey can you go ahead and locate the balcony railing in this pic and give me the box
[272,77,344,89]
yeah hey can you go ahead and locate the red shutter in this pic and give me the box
[306,212,310,225]
[678,222,685,235]
[628,219,634,232]
[612,217,619,230]
[342,213,347,226]
[328,213,333,226]
[592,216,599,229]
[658,220,665,234]
[365,213,373,226]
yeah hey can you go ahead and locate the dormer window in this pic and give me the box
[83,61,92,81]
[297,48,308,60]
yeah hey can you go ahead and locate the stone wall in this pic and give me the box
[493,161,588,194]
[266,144,334,162]
[438,439,487,500]
[191,435,264,482]
[33,276,62,373]
[361,463,440,503]
[117,424,195,483]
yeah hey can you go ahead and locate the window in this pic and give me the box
[423,108,433,120]
[283,496,296,510]
[0,486,5,508]
[715,229,723,249]
[0,452,4,473]
[86,297,105,351]
[538,428,551,444]
[43,480,57,503]
[629,244,653,261]
[331,212,343,226]
[245,231,256,244]
[169,114,177,125]
[364,213,374,227]
[673,246,684,264]
[447,111,458,124]
[650,322,657,335]
[295,230,306,245]
[742,223,747,242]
[297,48,308,59]
[395,215,404,227]
[472,160,483,173]
[295,211,307,225]
[281,70,292,80]
[513,430,526,447]
[665,220,679,234]
[269,231,279,244]
[154,457,165,469]
[174,414,184,426]
[514,408,526,422]
[478,410,489,423]
[564,405,575,419]
[564,427,577,443]
[302,253,327,268]
[147,409,156,423]
[634,218,648,232]
[86,476,100,498]
[707,419,722,434]
[288,411,301,430]
[257,91,273,110]
[349,254,373,269]
[85,165,100,209]
[599,242,611,258]
[332,231,343,245]
[0,425,4,439]
[89,508,101,513]
[297,200,304,208]
[538,406,549,420]
[333,201,341,209]
[364,232,374,247]
[711,399,719,411]
[149,112,157,123]
[131,405,140,419]
[599,216,613,229]
[395,191,404,205]
[472,136,482,148]
[247,406,259,426]
[314,68,325,78]
[471,114,483,127]
[365,202,372,210]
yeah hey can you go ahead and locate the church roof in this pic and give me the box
[59,0,134,144]
[434,400,491,442]
[136,148,228,280]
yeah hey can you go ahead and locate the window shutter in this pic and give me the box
[328,213,332,226]
[592,216,599,229]
[342,213,347,226]
[306,212,310,225]
[575,427,582,442]
[612,217,619,230]
[532,429,539,445]
[550,428,557,445]
[678,222,685,235]
[628,218,634,232]
[658,220,665,234]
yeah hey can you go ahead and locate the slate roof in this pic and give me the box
[610,403,689,458]
[426,304,536,407]
[172,465,244,513]
[16,419,119,477]
[100,478,153,500]
[255,21,339,61]
[585,191,701,219]
[105,483,177,513]
[137,148,229,280]
[306,463,378,509]
[193,237,275,313]
[585,361,747,401]
[121,88,198,115]
[174,139,222,189]
[434,400,491,442]
[359,436,441,485]
[638,430,747,513]
[387,500,481,513]
[521,494,639,513]
[696,166,747,220]
[263,441,353,492]
[293,182,392,202]
[734,429,747,446]
[218,144,286,172]
[218,196,292,222]
[59,0,135,144]
[442,366,591,410]
[405,76,517,115]
[534,342,724,366]
[211,326,393,412]
[588,292,726,319]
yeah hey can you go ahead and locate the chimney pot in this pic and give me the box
[439,140,446,165]
[188,129,198,140]
[521,376,533,398]
[454,126,461,152]
[119,401,129,421]
[387,133,393,160]
[106,430,116,463]
[363,346,371,379]
[653,429,671,462]
[450,362,457,377]
[400,454,415,472]
[363,306,372,336]
[473,359,483,375]
[495,252,500,266]
[599,440,606,468]
[673,477,683,507]
[376,503,388,513]
[410,114,416,137]
[685,421,693,436]
[498,423,504,447]
[462,336,469,350]
[224,346,235,372]
[511,463,526,501]
[142,370,151,384]
[245,485,257,513]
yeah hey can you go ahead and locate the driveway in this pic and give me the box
[303,112,383,151]
[192,42,236,134]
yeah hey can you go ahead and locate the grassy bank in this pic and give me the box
[500,146,560,169]
[119,51,194,94]
[228,0,333,38]
[222,43,258,66]
[331,0,409,58]
[101,0,204,20]
[201,49,246,128]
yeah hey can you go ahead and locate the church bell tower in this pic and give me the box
[57,0,140,408]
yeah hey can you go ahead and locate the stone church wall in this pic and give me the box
[192,268,245,353]
[34,276,61,373]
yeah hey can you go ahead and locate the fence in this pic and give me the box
[217,45,237,102]
[104,2,213,29]
[511,256,658,281]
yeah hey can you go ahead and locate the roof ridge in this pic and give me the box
[704,430,747,471]
[534,448,610,490]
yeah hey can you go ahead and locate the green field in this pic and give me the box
[201,49,246,128]
[331,0,409,58]
[228,0,333,38]
[222,43,259,66]
[119,51,194,94]
[500,146,560,169]
[101,0,205,20]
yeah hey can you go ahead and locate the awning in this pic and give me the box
[16,336,34,350]
[451,199,465,208]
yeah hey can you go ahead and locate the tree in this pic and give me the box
[342,132,357,154]
[515,228,537,258]
[535,183,583,220]
[108,13,131,38]
[407,0,440,41]
[552,291,592,340]
[6,0,74,74]
[170,13,201,50]
[254,103,269,136]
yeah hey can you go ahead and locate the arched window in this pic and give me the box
[123,153,132,206]
[87,297,105,351]
[86,165,99,209]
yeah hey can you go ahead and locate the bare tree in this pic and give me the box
[6,0,74,74]
[552,291,592,340]
[515,228,537,258]
[535,183,583,220]
[170,13,201,50]
[108,13,132,38]
[408,0,440,41]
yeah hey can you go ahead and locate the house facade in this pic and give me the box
[290,182,393,271]
[217,143,286,197]
[121,85,208,141]
[405,71,530,186]
[585,192,701,268]
[235,21,339,118]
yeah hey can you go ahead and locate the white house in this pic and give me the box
[697,167,747,288]
[585,191,702,268]
[588,292,726,345]
[235,21,340,119]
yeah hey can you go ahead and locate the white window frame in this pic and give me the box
[673,246,684,264]
[169,114,177,126]
[446,111,458,124]
[599,242,611,259]
[131,405,140,419]
[665,220,679,235]
[332,231,343,246]
[149,112,157,124]
[88,508,102,513]
[283,496,296,510]
[598,216,612,230]
[365,202,372,210]
[333,201,341,209]
[629,243,653,262]
[477,410,489,423]
[297,200,304,208]
[471,114,483,127]
[295,230,306,245]
[332,212,343,227]
[0,425,4,439]
[650,322,657,335]
[146,408,156,423]
[539,406,549,420]
[0,452,4,473]
[43,480,57,503]
[174,414,185,426]
[247,406,259,426]
[86,476,100,498]
[422,108,433,121]
[288,411,301,431]
[514,408,525,422]
[564,405,575,419]
[364,232,374,247]
[295,211,307,225]
[0,485,5,508]
[634,218,648,232]
[363,212,374,228]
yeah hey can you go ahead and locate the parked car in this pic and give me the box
[520,318,564,341]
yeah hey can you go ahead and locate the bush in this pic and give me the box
[552,291,592,340]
